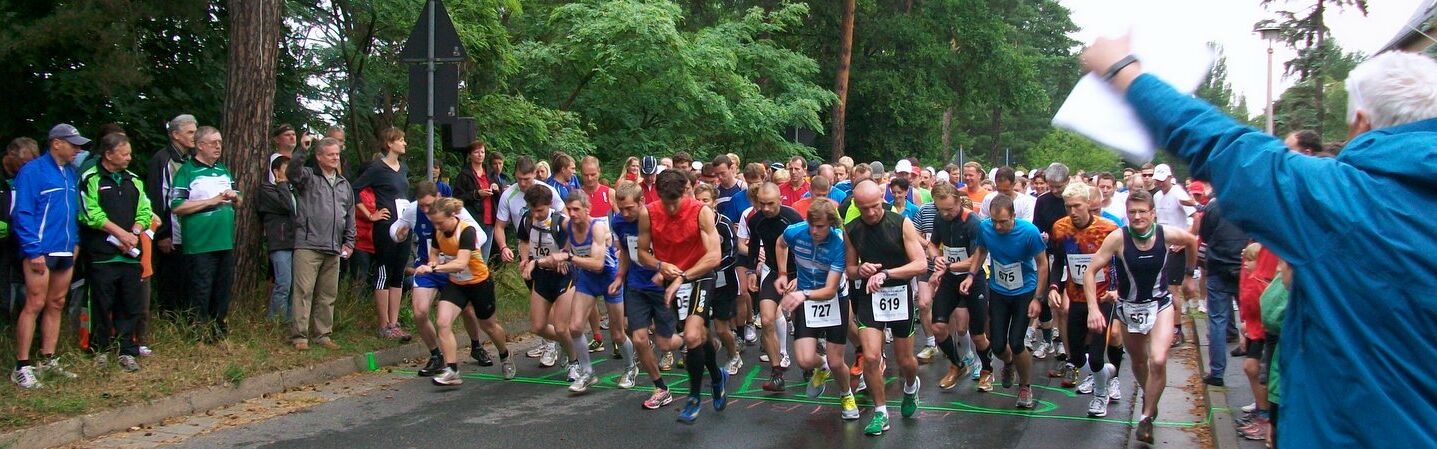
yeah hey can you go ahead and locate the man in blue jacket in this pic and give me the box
[10,124,84,389]
[1081,38,1437,448]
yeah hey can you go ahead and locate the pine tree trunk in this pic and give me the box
[941,107,953,160]
[1313,0,1326,137]
[220,0,283,294]
[830,0,856,162]
[988,106,1002,167]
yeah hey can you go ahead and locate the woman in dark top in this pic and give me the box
[352,127,412,341]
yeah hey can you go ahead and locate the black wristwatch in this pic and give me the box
[1103,55,1140,81]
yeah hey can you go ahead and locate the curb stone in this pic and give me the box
[1193,313,1243,449]
[0,322,526,449]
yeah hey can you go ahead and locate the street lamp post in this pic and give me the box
[1257,24,1282,135]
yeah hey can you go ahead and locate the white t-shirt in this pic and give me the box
[1104,191,1129,225]
[979,191,1035,222]
[390,200,479,242]
[736,206,755,240]
[495,182,565,228]
[1154,186,1194,227]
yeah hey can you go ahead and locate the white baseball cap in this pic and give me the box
[1152,164,1174,182]
[691,161,703,171]
[894,159,914,174]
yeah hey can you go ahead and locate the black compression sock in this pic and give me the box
[430,347,441,357]
[1108,345,1125,371]
[1040,328,1053,344]
[655,378,668,391]
[471,340,482,350]
[977,345,993,371]
[936,336,961,366]
[446,363,458,370]
[686,344,706,398]
[703,341,722,379]
[1088,341,1105,373]
[15,360,30,369]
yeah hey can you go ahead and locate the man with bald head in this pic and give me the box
[844,180,930,435]
[745,182,803,391]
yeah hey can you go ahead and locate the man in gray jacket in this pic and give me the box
[286,137,356,350]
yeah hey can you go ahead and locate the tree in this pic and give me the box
[1257,0,1368,137]
[1266,41,1362,141]
[830,0,855,161]
[1196,44,1249,120]
[221,0,284,290]
[1024,129,1121,174]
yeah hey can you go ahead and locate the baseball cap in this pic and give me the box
[894,159,913,174]
[769,162,785,172]
[691,161,703,171]
[1152,164,1173,182]
[640,156,659,175]
[870,161,885,175]
[1188,180,1206,195]
[48,124,90,146]
[272,123,295,137]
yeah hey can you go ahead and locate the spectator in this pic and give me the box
[1282,129,1322,155]
[621,156,641,184]
[257,154,297,323]
[453,140,500,261]
[287,137,355,350]
[352,127,413,341]
[1,138,38,319]
[432,164,452,197]
[536,160,551,181]
[638,156,660,204]
[10,124,86,389]
[147,114,196,312]
[350,187,376,288]
[486,150,510,190]
[78,132,151,372]
[1197,195,1247,387]
[170,126,239,342]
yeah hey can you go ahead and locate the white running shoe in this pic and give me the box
[780,354,791,369]
[759,353,770,363]
[501,356,517,380]
[118,355,140,373]
[569,371,597,393]
[566,362,580,382]
[884,328,894,344]
[1240,402,1258,413]
[540,343,559,368]
[1108,377,1122,403]
[527,340,548,358]
[618,365,639,389]
[744,326,758,344]
[431,367,463,386]
[1077,374,1095,394]
[1033,342,1051,360]
[11,366,41,389]
[1087,394,1108,417]
[138,346,154,357]
[726,355,744,376]
[39,358,78,379]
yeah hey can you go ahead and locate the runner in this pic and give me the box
[516,185,578,377]
[774,200,859,420]
[733,162,769,349]
[555,191,638,392]
[693,184,743,378]
[960,194,1049,409]
[744,182,802,391]
[611,183,679,409]
[1082,190,1199,443]
[1045,182,1123,417]
[493,157,565,361]
[1029,163,1070,360]
[844,180,929,436]
[924,183,992,391]
[391,182,511,379]
[638,170,725,424]
[417,198,512,387]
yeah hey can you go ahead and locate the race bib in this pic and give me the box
[675,283,694,321]
[715,271,728,289]
[573,245,591,258]
[625,235,642,263]
[760,264,772,281]
[1067,254,1104,285]
[1120,300,1160,335]
[804,297,841,328]
[943,246,969,273]
[995,261,1023,291]
[872,284,910,322]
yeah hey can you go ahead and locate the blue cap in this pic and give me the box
[48,124,90,146]
[641,156,659,175]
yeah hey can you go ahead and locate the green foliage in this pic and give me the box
[1023,129,1122,174]
[1197,45,1249,121]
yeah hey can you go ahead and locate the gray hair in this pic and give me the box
[1346,52,1437,130]
[194,126,221,144]
[167,114,197,133]
[315,137,342,153]
[1044,162,1070,184]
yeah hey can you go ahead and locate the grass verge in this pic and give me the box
[0,263,530,433]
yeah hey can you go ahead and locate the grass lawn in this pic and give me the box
[0,263,531,432]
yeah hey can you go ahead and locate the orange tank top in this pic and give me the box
[436,220,490,285]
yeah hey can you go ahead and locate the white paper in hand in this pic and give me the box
[1053,19,1214,164]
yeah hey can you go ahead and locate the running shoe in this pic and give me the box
[850,360,863,378]
[539,343,559,368]
[618,364,639,389]
[1025,327,1038,351]
[391,325,413,342]
[976,370,994,392]
[1000,364,1015,389]
[1015,385,1035,409]
[744,326,758,344]
[1047,364,1070,379]
[1055,342,1068,361]
[1238,417,1270,441]
[660,352,675,371]
[11,366,41,389]
[599,316,610,330]
[965,353,979,380]
[501,355,517,380]
[677,397,702,424]
[780,354,791,369]
[431,367,463,386]
[1108,378,1122,403]
[418,354,444,377]
[901,382,920,417]
[94,354,109,369]
[118,355,140,373]
[677,348,686,369]
[840,394,861,420]
[855,373,868,392]
[726,354,744,376]
[1061,365,1080,388]
[939,365,961,390]
[1136,416,1155,444]
[569,371,597,393]
[612,343,622,360]
[864,413,890,436]
[762,370,785,392]
[526,340,547,358]
[884,328,894,344]
[566,362,580,382]
[916,345,940,364]
[1077,374,1095,394]
[39,357,78,379]
[713,369,729,411]
[807,368,830,398]
[138,346,153,357]
[759,353,770,363]
[1087,394,1108,417]
[588,338,603,353]
[644,388,674,410]
[472,346,494,367]
[1240,402,1258,413]
[1033,341,1051,359]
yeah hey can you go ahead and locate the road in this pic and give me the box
[85,334,1210,449]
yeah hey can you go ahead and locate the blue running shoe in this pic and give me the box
[678,397,702,424]
[713,370,729,411]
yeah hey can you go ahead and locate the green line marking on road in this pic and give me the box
[391,366,1204,428]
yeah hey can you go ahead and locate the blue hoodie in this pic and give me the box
[1127,73,1437,449]
[13,153,80,259]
